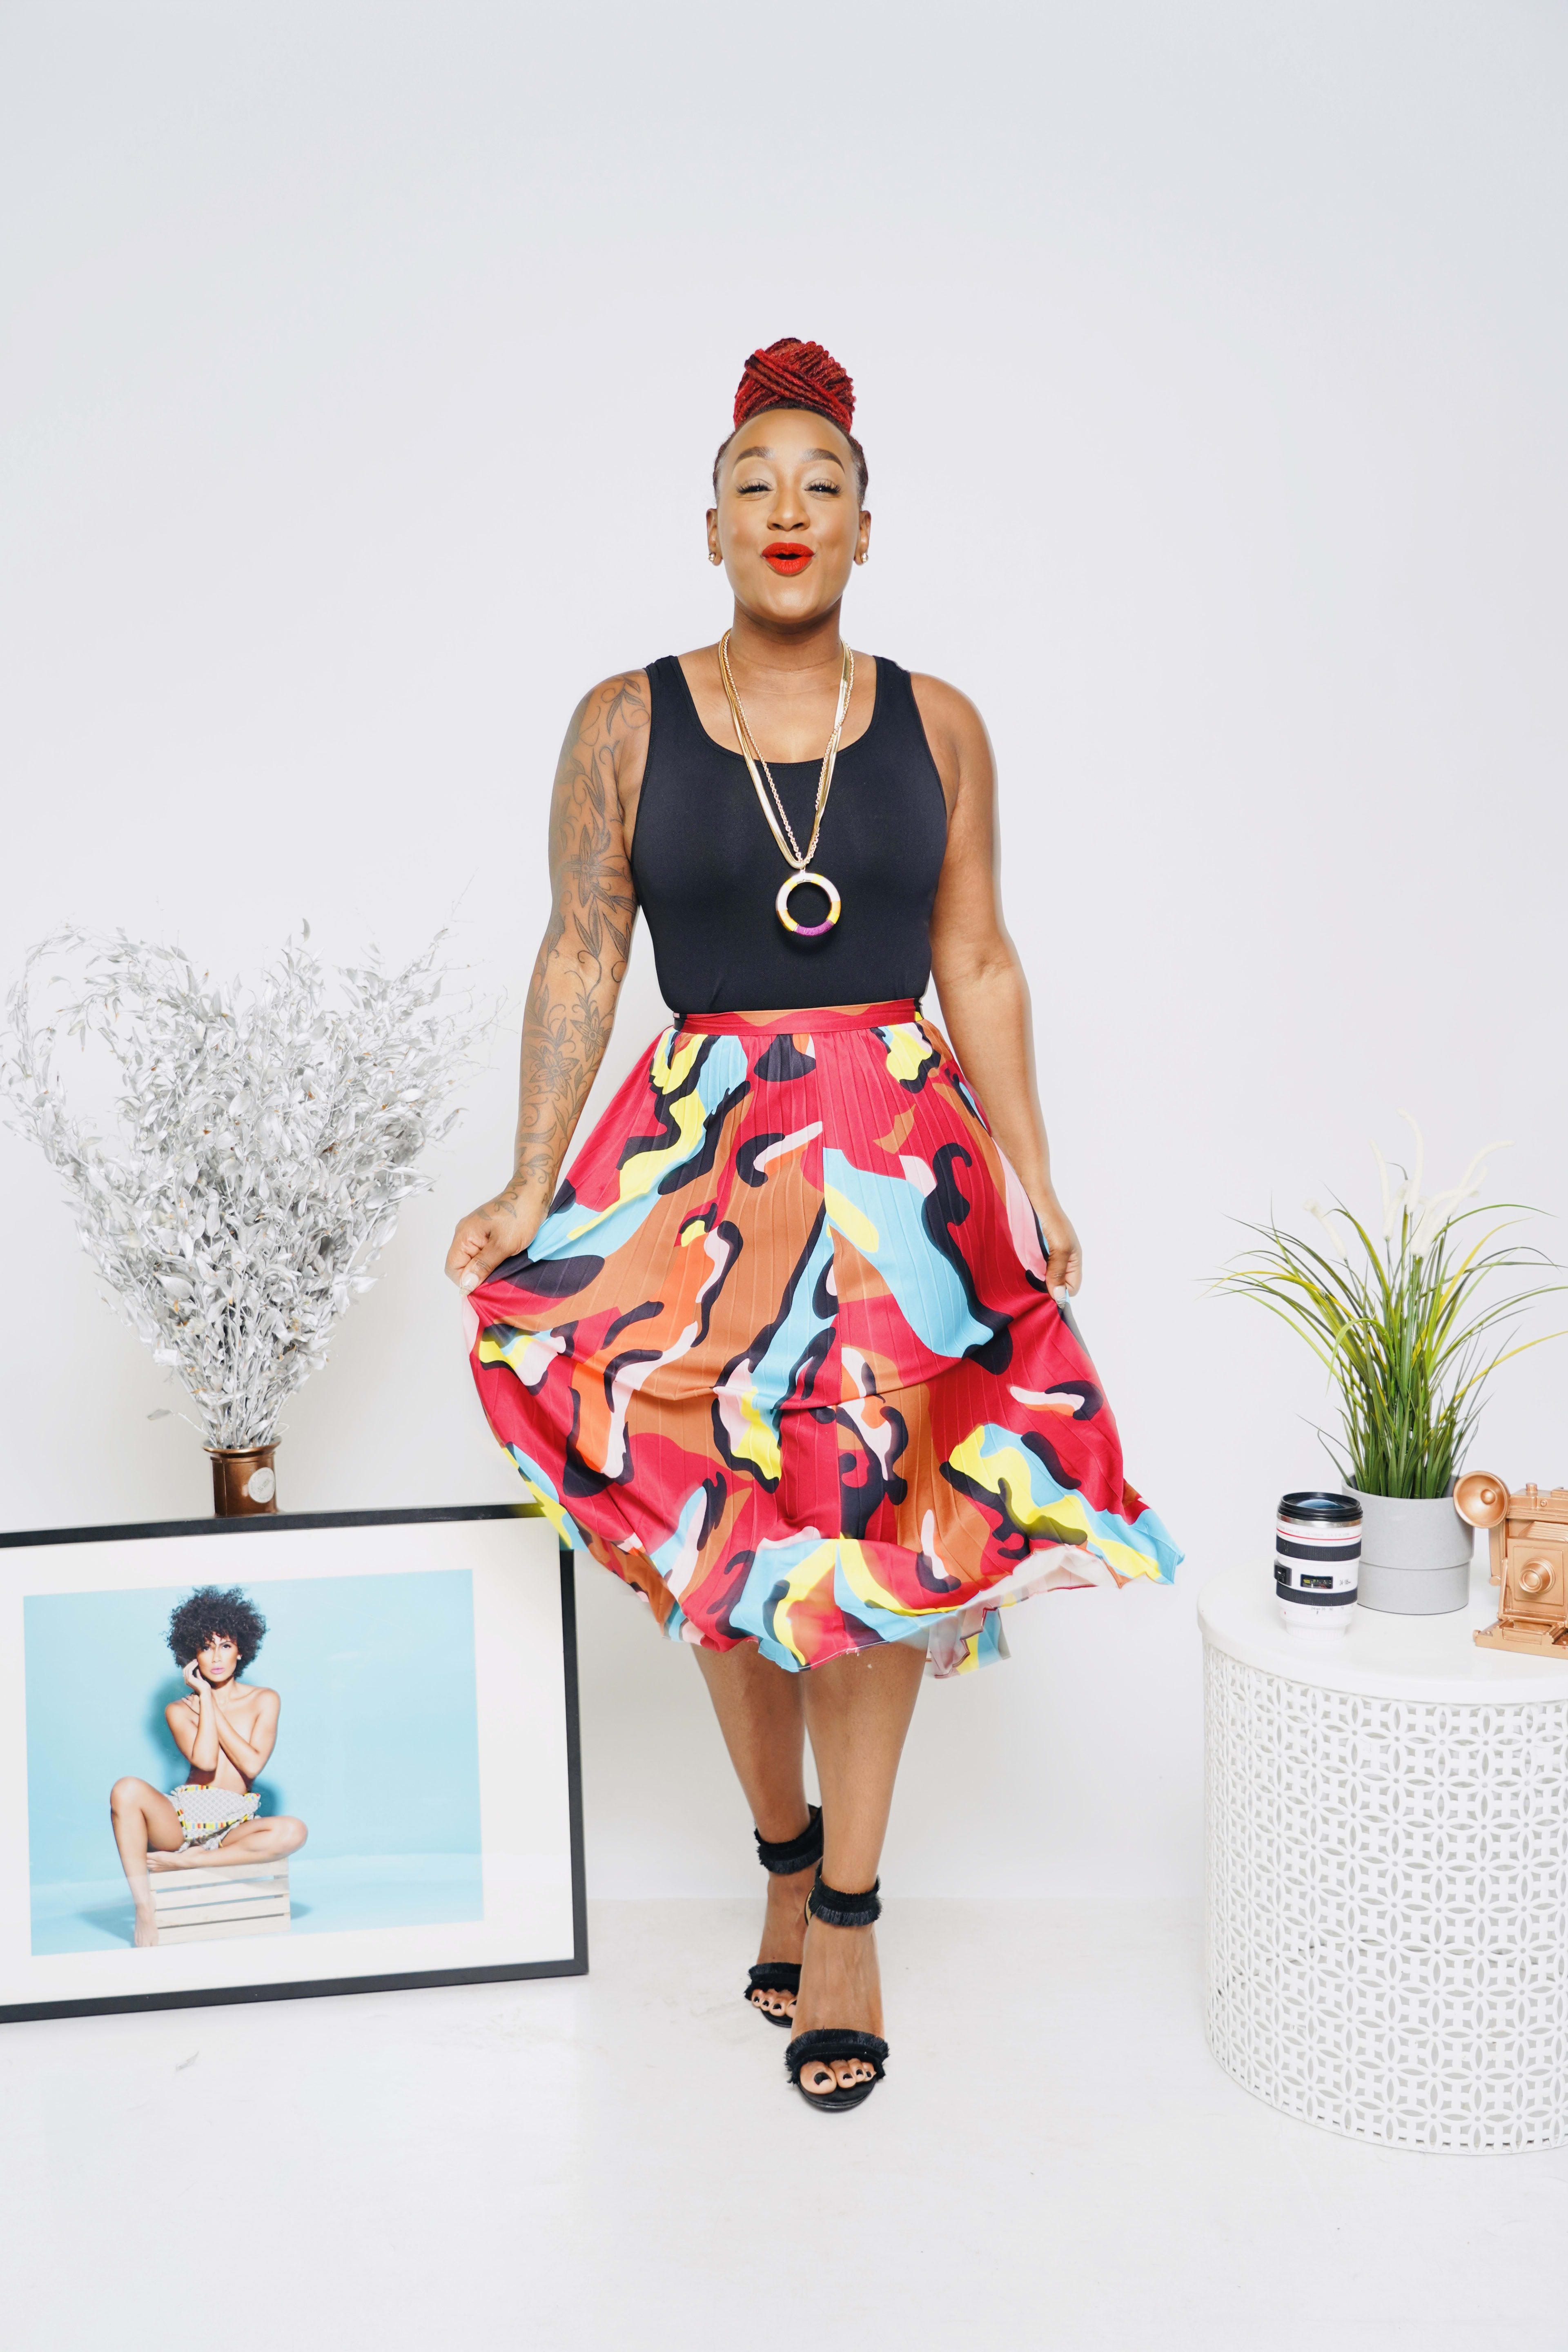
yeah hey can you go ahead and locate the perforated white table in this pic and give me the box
[1200,1560,1568,2152]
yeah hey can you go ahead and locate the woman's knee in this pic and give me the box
[275,1816,307,1853]
[109,1777,148,1812]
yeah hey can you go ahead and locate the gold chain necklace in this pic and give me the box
[718,630,854,935]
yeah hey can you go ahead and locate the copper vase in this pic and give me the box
[208,1444,280,1517]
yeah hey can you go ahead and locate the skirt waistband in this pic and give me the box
[676,1000,919,1038]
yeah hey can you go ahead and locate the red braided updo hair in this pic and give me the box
[734,337,853,433]
[713,336,869,499]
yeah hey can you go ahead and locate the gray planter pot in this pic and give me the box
[1350,1483,1473,1615]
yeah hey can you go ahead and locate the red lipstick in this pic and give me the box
[763,542,813,575]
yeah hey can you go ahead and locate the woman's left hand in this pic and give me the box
[1037,1195,1083,1299]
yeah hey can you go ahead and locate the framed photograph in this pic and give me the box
[0,1504,585,2023]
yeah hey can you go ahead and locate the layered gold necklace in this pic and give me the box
[718,630,854,936]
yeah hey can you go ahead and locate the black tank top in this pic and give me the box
[630,654,949,1014]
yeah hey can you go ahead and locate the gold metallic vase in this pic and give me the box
[207,1444,279,1517]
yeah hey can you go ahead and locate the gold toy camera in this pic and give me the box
[1454,1473,1568,1656]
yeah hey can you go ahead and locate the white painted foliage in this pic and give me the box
[1,928,479,1448]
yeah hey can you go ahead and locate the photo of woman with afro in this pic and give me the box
[108,1583,308,1948]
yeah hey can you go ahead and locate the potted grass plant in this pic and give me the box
[1,926,477,1514]
[1216,1117,1562,1615]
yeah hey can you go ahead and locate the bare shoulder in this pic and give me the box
[909,671,994,808]
[558,672,652,826]
[573,670,650,746]
[909,672,990,753]
[237,1681,279,1713]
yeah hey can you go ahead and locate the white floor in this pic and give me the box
[2,1898,1563,2352]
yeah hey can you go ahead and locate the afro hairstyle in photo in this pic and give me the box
[166,1584,268,1674]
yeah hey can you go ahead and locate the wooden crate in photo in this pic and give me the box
[151,1860,291,1946]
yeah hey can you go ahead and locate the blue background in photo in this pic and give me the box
[24,1566,483,1951]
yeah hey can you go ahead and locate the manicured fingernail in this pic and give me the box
[459,1271,478,1294]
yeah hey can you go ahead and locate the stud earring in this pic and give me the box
[710,550,722,565]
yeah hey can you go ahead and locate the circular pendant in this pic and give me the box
[776,871,842,938]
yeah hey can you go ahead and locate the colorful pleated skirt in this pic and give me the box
[466,1001,1179,1677]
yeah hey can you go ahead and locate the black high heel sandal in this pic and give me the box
[785,1871,889,2114]
[744,1804,823,2027]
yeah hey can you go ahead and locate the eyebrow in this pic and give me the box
[731,445,846,470]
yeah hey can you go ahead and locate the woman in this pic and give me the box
[447,338,1178,2111]
[109,1584,307,1948]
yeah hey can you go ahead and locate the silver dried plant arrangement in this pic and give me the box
[1,926,477,1450]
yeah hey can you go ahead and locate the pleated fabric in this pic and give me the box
[466,1003,1180,1677]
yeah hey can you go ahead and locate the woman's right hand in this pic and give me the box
[445,1197,543,1296]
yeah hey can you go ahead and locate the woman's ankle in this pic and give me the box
[754,1804,822,1876]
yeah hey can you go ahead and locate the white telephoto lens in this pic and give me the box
[1275,1490,1362,1633]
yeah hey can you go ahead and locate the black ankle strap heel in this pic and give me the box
[803,1871,880,1929]
[745,1805,823,2027]
[753,1804,823,1877]
[786,1868,889,2112]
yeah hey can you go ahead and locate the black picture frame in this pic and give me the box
[0,1503,587,2025]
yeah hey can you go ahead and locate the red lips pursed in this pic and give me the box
[763,543,814,575]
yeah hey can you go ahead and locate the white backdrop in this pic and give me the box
[2,1,1564,1898]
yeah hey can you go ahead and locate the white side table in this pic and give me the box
[1200,1560,1568,2152]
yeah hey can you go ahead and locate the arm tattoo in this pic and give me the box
[494,675,646,1213]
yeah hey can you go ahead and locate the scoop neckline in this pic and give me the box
[670,650,882,764]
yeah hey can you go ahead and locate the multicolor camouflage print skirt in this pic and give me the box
[466,1000,1179,1677]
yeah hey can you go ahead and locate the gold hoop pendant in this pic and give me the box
[776,871,841,937]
